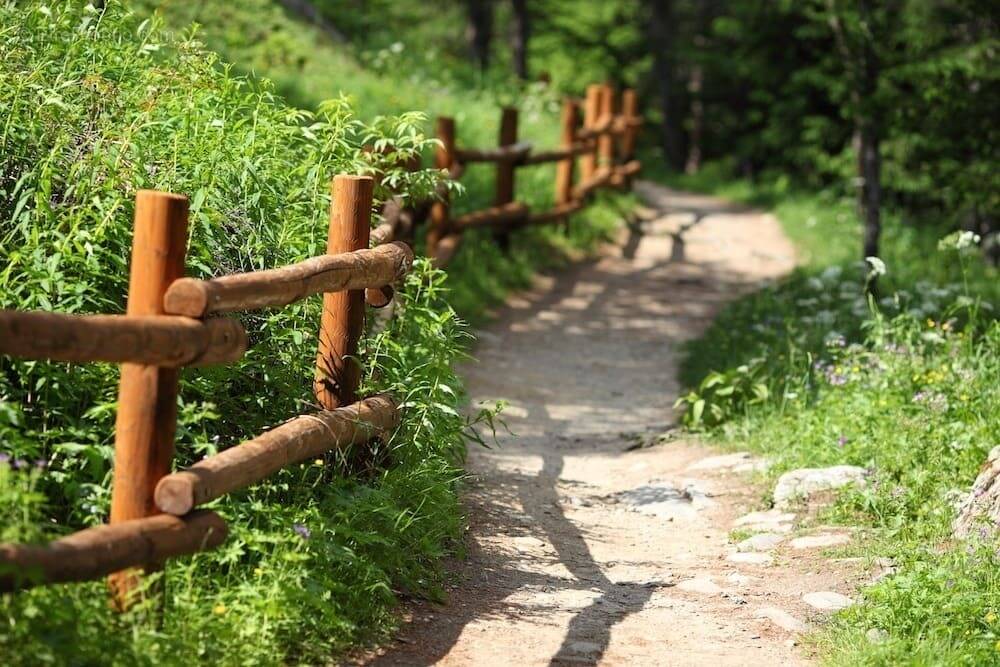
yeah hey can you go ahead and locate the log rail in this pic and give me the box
[0,177,411,601]
[430,82,644,267]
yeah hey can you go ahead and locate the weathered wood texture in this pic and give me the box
[0,511,227,593]
[314,175,374,410]
[523,200,584,227]
[597,84,616,169]
[573,168,614,200]
[452,202,530,230]
[163,242,412,317]
[155,395,399,516]
[494,107,519,249]
[521,141,593,165]
[619,88,639,160]
[428,117,456,256]
[0,311,246,366]
[610,160,643,186]
[432,234,463,269]
[109,190,189,608]
[580,85,603,180]
[455,141,532,164]
[555,98,579,206]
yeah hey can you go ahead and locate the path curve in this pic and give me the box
[359,183,852,666]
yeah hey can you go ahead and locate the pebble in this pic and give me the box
[737,532,784,552]
[677,577,724,595]
[755,607,808,633]
[734,509,796,527]
[728,552,773,565]
[774,466,868,508]
[802,591,854,611]
[789,533,851,549]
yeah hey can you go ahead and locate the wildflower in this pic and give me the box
[34,458,47,470]
[313,459,324,466]
[0,453,9,465]
[837,435,848,448]
[927,319,936,328]
[866,256,887,277]
[293,523,311,540]
[12,459,27,470]
[213,603,227,615]
[253,568,263,576]
[986,612,997,624]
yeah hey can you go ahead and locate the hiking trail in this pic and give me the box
[357,182,865,666]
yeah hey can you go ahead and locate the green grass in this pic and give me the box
[0,3,477,663]
[0,1,632,663]
[140,0,630,326]
[662,161,1000,664]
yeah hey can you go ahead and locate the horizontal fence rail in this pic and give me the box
[0,311,247,366]
[163,242,414,317]
[0,81,642,613]
[424,82,643,267]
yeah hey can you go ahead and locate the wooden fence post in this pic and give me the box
[428,117,455,259]
[598,83,616,171]
[554,98,578,208]
[108,190,189,610]
[620,88,638,162]
[494,107,518,250]
[580,84,602,181]
[314,175,374,410]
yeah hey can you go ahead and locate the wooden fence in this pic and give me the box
[0,82,641,610]
[424,82,642,267]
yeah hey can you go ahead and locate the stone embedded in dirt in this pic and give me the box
[610,481,713,520]
[734,509,796,527]
[687,452,753,471]
[789,533,851,550]
[737,532,784,552]
[802,591,854,611]
[954,445,1000,539]
[866,628,888,644]
[755,607,808,633]
[677,577,724,595]
[773,466,869,508]
[728,552,773,565]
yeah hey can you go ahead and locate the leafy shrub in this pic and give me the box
[0,3,485,662]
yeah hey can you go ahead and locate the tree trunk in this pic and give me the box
[510,0,530,80]
[685,65,704,174]
[857,0,881,286]
[465,0,494,71]
[644,0,681,169]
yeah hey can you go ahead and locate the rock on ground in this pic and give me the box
[954,445,1000,538]
[774,466,869,508]
[802,591,854,611]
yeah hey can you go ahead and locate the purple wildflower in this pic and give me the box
[34,458,48,470]
[293,523,311,540]
[12,459,27,470]
[837,435,848,448]
[0,453,9,465]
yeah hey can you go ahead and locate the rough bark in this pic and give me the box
[155,396,399,516]
[0,511,227,592]
[163,242,413,318]
[510,0,530,80]
[644,0,681,168]
[0,311,246,367]
[465,0,494,71]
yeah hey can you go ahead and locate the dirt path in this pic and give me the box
[358,183,860,666]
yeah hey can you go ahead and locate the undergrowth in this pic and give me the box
[137,0,630,325]
[0,3,479,663]
[664,162,1000,665]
